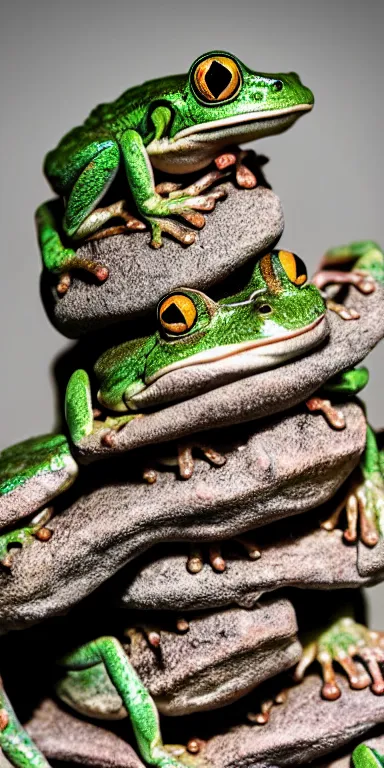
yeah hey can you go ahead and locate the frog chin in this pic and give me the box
[126,313,328,410]
[148,104,313,175]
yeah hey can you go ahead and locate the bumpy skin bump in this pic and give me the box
[57,637,186,768]
[37,50,313,286]
[0,681,50,767]
[353,745,384,767]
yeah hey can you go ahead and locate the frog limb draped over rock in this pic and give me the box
[0,434,78,568]
[36,50,314,292]
[64,249,328,454]
[353,744,384,767]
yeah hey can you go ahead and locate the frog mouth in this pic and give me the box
[173,104,313,142]
[127,313,327,410]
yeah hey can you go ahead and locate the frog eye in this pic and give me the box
[158,294,197,335]
[192,55,242,103]
[278,250,307,286]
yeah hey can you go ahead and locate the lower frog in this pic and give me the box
[0,434,78,568]
[312,240,383,320]
[306,367,384,547]
[353,744,384,767]
[65,249,328,451]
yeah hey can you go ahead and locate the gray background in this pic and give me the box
[0,0,383,620]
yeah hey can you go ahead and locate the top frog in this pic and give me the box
[36,51,314,292]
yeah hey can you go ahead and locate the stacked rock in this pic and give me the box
[0,51,384,768]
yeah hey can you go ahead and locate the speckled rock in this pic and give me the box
[117,514,383,613]
[199,675,384,767]
[47,180,284,338]
[74,283,384,462]
[26,698,145,767]
[0,404,365,631]
[57,600,300,717]
[25,677,384,768]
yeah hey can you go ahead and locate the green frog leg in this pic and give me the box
[58,637,185,768]
[295,616,384,700]
[353,745,384,767]
[0,680,51,767]
[313,368,384,546]
[65,369,139,446]
[312,241,383,320]
[0,508,52,569]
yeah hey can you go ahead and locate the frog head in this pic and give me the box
[95,250,327,412]
[169,51,314,146]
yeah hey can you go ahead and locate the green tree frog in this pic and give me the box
[353,744,384,767]
[64,249,327,447]
[36,51,314,292]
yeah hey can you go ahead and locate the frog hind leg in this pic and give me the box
[58,637,185,768]
[352,745,384,767]
[0,681,51,766]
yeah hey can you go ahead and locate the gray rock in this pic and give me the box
[25,677,384,768]
[26,698,144,767]
[318,733,384,767]
[75,284,384,462]
[58,600,300,717]
[117,521,382,613]
[0,404,365,631]
[48,183,284,338]
[200,675,384,767]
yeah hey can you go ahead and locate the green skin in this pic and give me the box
[64,249,326,444]
[0,637,191,768]
[353,745,384,767]
[0,434,77,565]
[36,50,313,281]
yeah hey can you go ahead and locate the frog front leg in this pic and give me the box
[295,615,384,700]
[121,113,226,248]
[353,745,384,767]
[65,369,139,447]
[58,637,185,768]
[0,508,52,569]
[0,680,51,767]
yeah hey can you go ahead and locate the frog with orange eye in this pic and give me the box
[65,250,327,446]
[37,51,314,293]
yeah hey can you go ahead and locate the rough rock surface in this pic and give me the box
[58,600,300,717]
[48,182,284,338]
[117,517,383,613]
[321,733,384,766]
[75,283,384,461]
[0,405,365,631]
[25,677,384,767]
[26,698,145,767]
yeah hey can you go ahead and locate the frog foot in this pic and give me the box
[142,440,227,483]
[156,743,206,768]
[0,507,53,569]
[82,199,147,242]
[306,396,346,429]
[145,170,228,248]
[321,471,384,547]
[325,298,361,321]
[215,147,258,188]
[247,689,288,725]
[187,535,261,574]
[294,617,384,700]
[312,268,375,296]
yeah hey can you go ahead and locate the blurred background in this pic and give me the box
[0,0,383,620]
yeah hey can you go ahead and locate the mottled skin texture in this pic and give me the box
[0,682,50,767]
[65,249,327,444]
[36,51,313,288]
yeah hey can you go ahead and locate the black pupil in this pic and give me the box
[205,60,232,98]
[161,302,186,327]
[274,80,283,91]
[294,255,307,283]
[259,304,272,314]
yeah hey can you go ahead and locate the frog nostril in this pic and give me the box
[272,80,284,92]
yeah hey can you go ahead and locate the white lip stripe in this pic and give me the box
[173,104,313,140]
[145,314,325,385]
